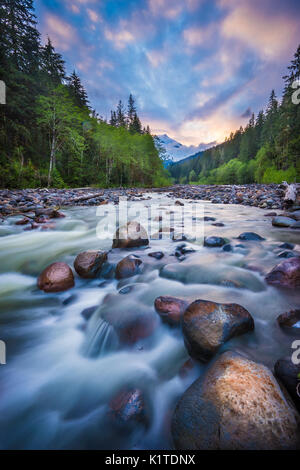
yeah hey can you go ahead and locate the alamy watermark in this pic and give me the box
[0,80,6,105]
[95,197,204,242]
[0,340,6,365]
[292,79,300,105]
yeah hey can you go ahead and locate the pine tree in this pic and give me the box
[109,110,117,126]
[131,112,142,134]
[40,37,65,85]
[127,93,136,127]
[116,100,126,127]
[67,70,89,107]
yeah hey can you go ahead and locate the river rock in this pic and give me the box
[100,294,158,344]
[279,242,295,250]
[277,251,296,259]
[274,357,300,411]
[115,255,143,280]
[272,216,296,227]
[74,250,108,279]
[37,262,75,293]
[238,232,265,241]
[148,251,164,260]
[265,257,300,288]
[112,221,149,249]
[172,351,300,450]
[154,296,189,325]
[109,388,149,428]
[182,300,254,362]
[277,309,300,333]
[204,236,227,248]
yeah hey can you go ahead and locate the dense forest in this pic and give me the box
[0,0,168,189]
[170,45,300,185]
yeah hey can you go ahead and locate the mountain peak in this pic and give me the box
[155,134,215,163]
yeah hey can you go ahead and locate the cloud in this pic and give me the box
[221,1,299,61]
[43,14,77,50]
[104,26,135,49]
[183,23,216,47]
[148,0,183,19]
[87,8,102,23]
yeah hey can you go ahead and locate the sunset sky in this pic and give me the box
[35,0,300,146]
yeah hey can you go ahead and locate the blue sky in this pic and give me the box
[35,0,300,145]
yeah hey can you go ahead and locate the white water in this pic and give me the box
[0,194,299,449]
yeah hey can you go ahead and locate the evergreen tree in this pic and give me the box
[40,37,65,85]
[127,93,136,128]
[109,110,117,127]
[67,70,89,107]
[131,112,142,134]
[116,100,126,127]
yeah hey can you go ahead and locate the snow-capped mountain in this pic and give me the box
[155,134,215,163]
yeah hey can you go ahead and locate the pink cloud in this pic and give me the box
[43,14,77,51]
[221,2,299,61]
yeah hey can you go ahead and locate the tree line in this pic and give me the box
[0,0,168,189]
[170,45,300,185]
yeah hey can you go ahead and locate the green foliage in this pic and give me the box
[0,1,168,189]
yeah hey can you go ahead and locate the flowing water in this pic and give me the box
[0,193,299,449]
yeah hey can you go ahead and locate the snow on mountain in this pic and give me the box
[155,134,215,163]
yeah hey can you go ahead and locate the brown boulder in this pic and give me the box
[115,255,143,280]
[182,300,254,362]
[154,296,189,325]
[265,257,300,288]
[37,262,75,293]
[172,351,300,450]
[74,250,108,279]
[112,221,149,249]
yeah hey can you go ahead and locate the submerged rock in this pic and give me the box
[277,251,296,259]
[182,300,254,362]
[74,250,108,279]
[204,236,227,248]
[37,262,75,293]
[109,388,150,428]
[266,257,300,288]
[148,251,164,260]
[112,221,149,249]
[115,255,143,280]
[154,296,189,325]
[238,232,265,241]
[172,351,300,450]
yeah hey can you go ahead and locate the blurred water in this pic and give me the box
[0,194,299,449]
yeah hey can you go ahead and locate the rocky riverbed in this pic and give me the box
[0,188,299,450]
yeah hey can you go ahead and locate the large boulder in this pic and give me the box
[265,257,300,288]
[115,255,143,280]
[182,300,254,362]
[37,262,75,293]
[274,357,300,412]
[154,296,189,325]
[74,250,108,279]
[172,351,300,450]
[112,221,149,249]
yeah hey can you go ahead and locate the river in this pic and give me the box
[0,193,299,449]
